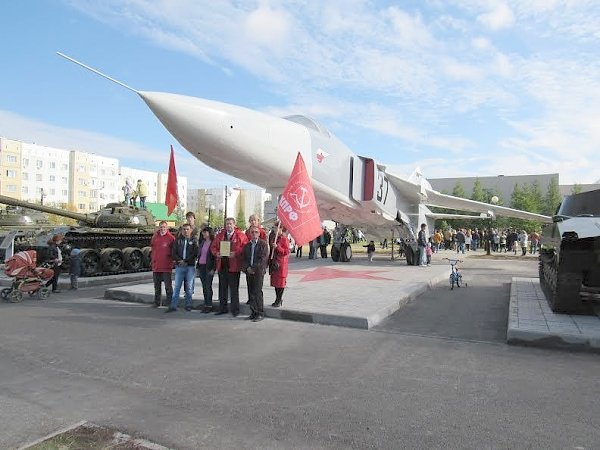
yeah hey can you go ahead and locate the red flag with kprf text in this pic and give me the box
[165,145,178,215]
[277,152,322,246]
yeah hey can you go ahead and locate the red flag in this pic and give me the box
[165,145,178,215]
[277,152,322,246]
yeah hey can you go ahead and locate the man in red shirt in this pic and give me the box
[211,217,248,317]
[150,221,175,307]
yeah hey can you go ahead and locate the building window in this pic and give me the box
[61,177,67,183]
[50,188,55,195]
[22,186,28,194]
[49,175,56,182]
[6,185,16,192]
[5,170,16,178]
[36,160,43,169]
[78,165,85,172]
[62,190,68,196]
[36,174,43,181]
[50,162,56,169]
[6,155,17,163]
[79,178,86,185]
[78,191,87,197]
[78,203,86,210]
[61,163,68,170]
[22,172,28,180]
[22,158,29,167]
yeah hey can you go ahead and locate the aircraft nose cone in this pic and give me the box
[138,91,311,188]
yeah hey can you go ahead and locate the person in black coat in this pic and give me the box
[241,225,269,322]
[165,224,199,312]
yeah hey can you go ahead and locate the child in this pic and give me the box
[69,248,81,290]
[364,240,376,262]
[426,242,433,266]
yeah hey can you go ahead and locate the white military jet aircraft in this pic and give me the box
[59,53,551,264]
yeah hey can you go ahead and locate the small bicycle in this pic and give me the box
[444,258,465,290]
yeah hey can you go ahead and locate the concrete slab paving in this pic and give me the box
[104,256,449,329]
[507,277,600,352]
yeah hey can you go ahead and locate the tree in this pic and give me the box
[452,181,466,198]
[543,177,562,215]
[571,184,582,195]
[236,207,246,229]
[471,178,487,202]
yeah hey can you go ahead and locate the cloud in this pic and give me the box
[477,2,515,30]
[49,1,600,185]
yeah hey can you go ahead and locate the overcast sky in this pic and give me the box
[1,0,599,188]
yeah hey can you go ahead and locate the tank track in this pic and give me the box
[539,244,589,314]
[63,233,153,277]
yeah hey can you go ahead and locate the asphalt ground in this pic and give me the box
[1,255,599,449]
[373,256,539,344]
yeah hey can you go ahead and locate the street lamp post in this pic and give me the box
[207,204,215,225]
[486,195,499,255]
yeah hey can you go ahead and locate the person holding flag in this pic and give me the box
[270,224,290,307]
[270,152,322,307]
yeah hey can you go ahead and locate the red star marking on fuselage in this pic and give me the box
[289,267,394,282]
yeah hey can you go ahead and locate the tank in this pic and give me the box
[539,189,600,314]
[0,195,160,277]
[0,205,51,227]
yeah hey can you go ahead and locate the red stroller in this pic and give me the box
[1,250,54,303]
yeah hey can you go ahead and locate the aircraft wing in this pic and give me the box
[383,170,552,223]
[423,189,552,223]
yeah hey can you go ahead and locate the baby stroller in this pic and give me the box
[1,250,54,303]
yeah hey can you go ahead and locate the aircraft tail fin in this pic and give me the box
[57,52,137,93]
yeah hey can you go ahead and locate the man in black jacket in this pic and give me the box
[166,224,199,313]
[241,225,269,322]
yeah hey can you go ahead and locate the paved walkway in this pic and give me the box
[105,255,449,329]
[508,277,600,352]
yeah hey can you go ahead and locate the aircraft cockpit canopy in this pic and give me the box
[283,115,331,138]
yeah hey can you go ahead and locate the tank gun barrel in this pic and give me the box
[0,195,94,224]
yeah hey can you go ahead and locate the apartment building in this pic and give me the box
[70,151,120,212]
[0,136,187,214]
[0,138,23,198]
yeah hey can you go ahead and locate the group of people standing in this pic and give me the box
[430,227,541,256]
[151,212,290,323]
[121,179,149,209]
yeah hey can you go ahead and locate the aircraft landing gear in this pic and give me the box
[404,245,416,265]
[331,242,352,262]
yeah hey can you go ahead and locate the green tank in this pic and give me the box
[0,195,160,277]
[0,204,51,227]
[539,189,600,314]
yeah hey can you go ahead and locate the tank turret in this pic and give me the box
[0,195,165,277]
[0,205,51,227]
[0,195,154,229]
[539,189,600,314]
